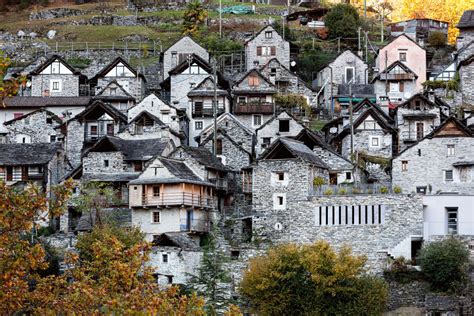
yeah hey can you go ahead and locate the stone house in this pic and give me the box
[118,111,182,146]
[93,80,136,114]
[259,58,316,108]
[392,116,474,195]
[162,36,209,80]
[128,93,186,138]
[0,142,66,192]
[314,50,368,113]
[456,10,474,51]
[293,128,355,185]
[375,34,426,93]
[29,54,87,97]
[129,156,216,242]
[255,111,305,155]
[201,128,253,172]
[457,54,474,106]
[389,19,448,46]
[90,57,146,102]
[372,60,418,106]
[394,93,442,153]
[1,96,91,124]
[232,69,277,131]
[198,113,254,155]
[187,76,230,147]
[149,232,202,285]
[245,25,290,70]
[64,100,128,167]
[3,109,62,144]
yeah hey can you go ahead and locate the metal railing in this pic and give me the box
[209,178,228,190]
[233,102,274,114]
[311,183,394,196]
[50,41,160,56]
[179,218,210,233]
[141,192,214,208]
[400,131,423,142]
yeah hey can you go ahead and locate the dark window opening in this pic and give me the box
[216,139,223,155]
[279,120,290,132]
[231,250,240,260]
[104,160,109,167]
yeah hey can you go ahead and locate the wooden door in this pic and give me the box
[416,122,424,140]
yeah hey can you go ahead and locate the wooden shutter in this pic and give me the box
[21,166,28,181]
[399,82,404,92]
[257,46,262,56]
[271,46,276,56]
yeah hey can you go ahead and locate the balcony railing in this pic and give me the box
[233,102,274,114]
[311,183,394,196]
[179,218,210,233]
[400,131,424,142]
[192,106,225,118]
[209,178,228,190]
[84,132,114,142]
[141,192,214,208]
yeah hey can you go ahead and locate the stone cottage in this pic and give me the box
[456,9,474,51]
[162,36,209,80]
[245,25,290,70]
[457,54,474,106]
[93,80,136,114]
[29,54,87,97]
[232,69,277,131]
[392,116,474,195]
[3,109,62,144]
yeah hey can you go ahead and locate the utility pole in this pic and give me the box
[212,60,218,156]
[364,31,369,64]
[380,8,385,44]
[349,79,354,163]
[219,0,222,38]
[364,0,366,21]
[337,37,340,53]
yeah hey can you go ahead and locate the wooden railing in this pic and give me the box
[233,102,274,114]
[209,178,228,190]
[311,183,394,196]
[141,192,214,208]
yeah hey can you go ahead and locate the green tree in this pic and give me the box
[188,227,234,315]
[427,31,447,47]
[325,4,360,39]
[240,241,388,315]
[418,238,470,292]
[183,1,208,36]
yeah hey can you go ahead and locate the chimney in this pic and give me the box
[427,90,435,103]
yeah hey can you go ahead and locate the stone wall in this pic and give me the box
[460,61,474,106]
[245,26,290,71]
[31,74,79,97]
[162,36,209,79]
[5,110,61,144]
[65,119,85,167]
[202,134,251,172]
[83,151,124,174]
[97,77,145,102]
[233,113,273,133]
[341,129,393,159]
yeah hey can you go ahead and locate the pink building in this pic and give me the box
[376,34,426,92]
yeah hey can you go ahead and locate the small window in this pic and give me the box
[345,67,355,83]
[277,196,284,205]
[370,136,380,147]
[162,253,168,263]
[167,275,173,284]
[447,208,458,235]
[265,31,272,39]
[104,160,109,167]
[402,161,408,172]
[106,124,114,136]
[270,68,277,76]
[152,211,160,223]
[190,65,200,74]
[253,115,262,126]
[346,172,352,180]
[195,121,203,130]
[216,139,223,155]
[447,144,455,156]
[50,135,56,142]
[110,87,117,95]
[46,117,53,124]
[248,75,260,87]
[153,185,160,197]
[279,120,290,133]
[390,82,399,92]
[415,100,421,110]
[262,137,271,148]
[399,52,407,62]
[237,96,246,104]
[276,172,285,181]
[52,81,60,91]
[134,162,143,172]
[444,170,453,182]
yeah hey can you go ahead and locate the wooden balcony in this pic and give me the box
[233,102,274,114]
[180,218,210,233]
[192,106,225,118]
[140,192,214,208]
[209,178,228,190]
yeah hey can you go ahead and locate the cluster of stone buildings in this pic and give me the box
[0,10,473,310]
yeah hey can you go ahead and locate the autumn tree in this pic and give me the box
[0,51,24,105]
[240,241,388,315]
[183,1,208,36]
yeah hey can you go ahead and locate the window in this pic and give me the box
[270,68,277,76]
[346,172,352,180]
[116,64,125,76]
[363,119,376,129]
[248,75,260,87]
[106,124,114,136]
[134,162,143,172]
[161,114,170,124]
[279,120,290,133]
[262,137,271,149]
[265,31,272,39]
[237,96,246,104]
[171,51,177,66]
[253,115,262,127]
[277,196,284,205]
[109,87,117,95]
[399,52,407,62]
[190,65,200,74]
[51,61,61,74]
[152,211,160,223]
[13,113,23,119]
[370,136,380,148]
[415,100,421,110]
[447,144,455,156]
[195,121,203,130]
[104,160,109,167]
[162,253,168,263]
[345,67,355,83]
[46,117,53,124]
[153,185,160,197]
[216,139,223,155]
[256,46,275,56]
[390,82,400,92]
[444,169,453,182]
[276,172,285,182]
[402,161,408,171]
[447,208,458,235]
[51,80,61,92]
[135,124,144,135]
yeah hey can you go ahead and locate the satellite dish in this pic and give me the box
[329,127,338,134]
[26,81,31,88]
[290,60,296,67]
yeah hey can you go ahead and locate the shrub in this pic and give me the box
[380,186,389,194]
[428,31,447,47]
[338,188,347,195]
[324,4,360,39]
[352,187,361,194]
[393,186,402,194]
[313,176,325,187]
[418,238,469,292]
[383,257,422,284]
[323,188,333,196]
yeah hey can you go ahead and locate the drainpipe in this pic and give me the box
[328,65,334,116]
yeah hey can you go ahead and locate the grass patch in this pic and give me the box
[310,119,327,131]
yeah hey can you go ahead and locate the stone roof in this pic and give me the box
[75,208,132,232]
[82,172,141,182]
[3,96,91,108]
[353,98,394,123]
[85,136,168,161]
[152,232,201,251]
[172,146,228,171]
[94,80,135,101]
[187,76,228,97]
[3,108,63,125]
[0,142,61,165]
[457,10,474,29]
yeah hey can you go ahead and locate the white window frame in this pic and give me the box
[273,193,286,210]
[401,160,408,172]
[389,82,399,92]
[447,144,455,156]
[399,51,407,62]
[345,66,355,84]
[253,114,263,127]
[444,169,454,182]
[151,211,161,223]
[195,121,203,130]
[265,31,273,39]
[369,136,381,148]
[447,208,458,235]
[50,79,62,92]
